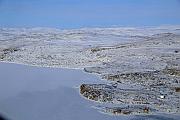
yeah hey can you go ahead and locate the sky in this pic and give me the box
[0,0,180,29]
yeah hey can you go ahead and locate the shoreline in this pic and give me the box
[0,26,180,116]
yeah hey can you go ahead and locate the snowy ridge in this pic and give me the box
[0,26,180,69]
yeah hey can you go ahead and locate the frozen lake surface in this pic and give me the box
[0,62,179,120]
[0,62,123,120]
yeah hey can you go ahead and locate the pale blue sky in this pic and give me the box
[0,0,180,28]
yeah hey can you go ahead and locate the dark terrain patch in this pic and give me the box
[0,47,20,60]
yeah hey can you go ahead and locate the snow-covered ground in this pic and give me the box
[0,26,180,119]
[0,26,180,68]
